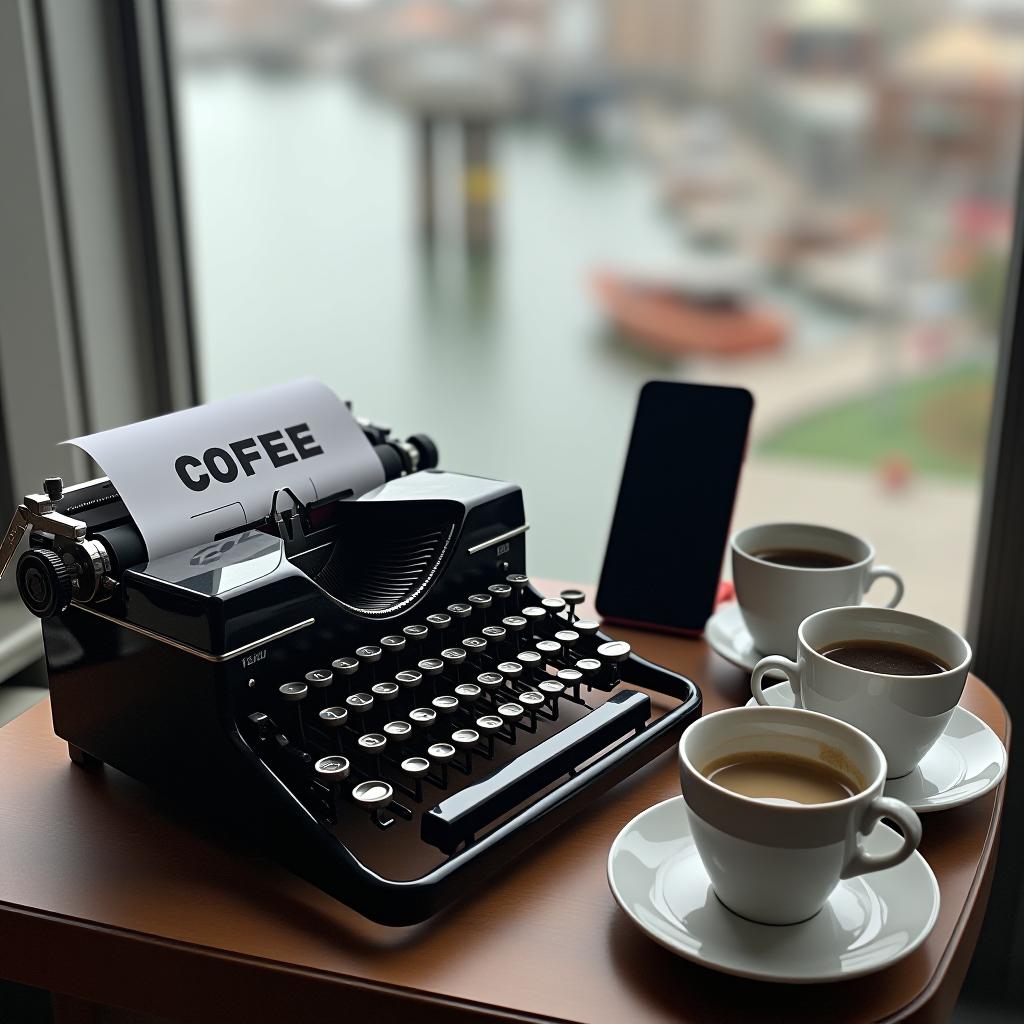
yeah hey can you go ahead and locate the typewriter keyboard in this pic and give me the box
[242,576,663,877]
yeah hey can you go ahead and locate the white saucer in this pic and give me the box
[705,602,782,674]
[608,797,939,984]
[745,682,1008,812]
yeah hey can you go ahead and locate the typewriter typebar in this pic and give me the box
[3,420,701,925]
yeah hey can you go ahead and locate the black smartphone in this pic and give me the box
[596,381,753,635]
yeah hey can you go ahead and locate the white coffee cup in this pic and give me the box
[751,606,971,778]
[678,706,921,925]
[731,523,904,657]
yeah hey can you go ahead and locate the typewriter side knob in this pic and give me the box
[17,548,73,619]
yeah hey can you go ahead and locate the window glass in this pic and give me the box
[169,0,1024,628]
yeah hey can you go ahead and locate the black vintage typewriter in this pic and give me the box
[0,417,701,925]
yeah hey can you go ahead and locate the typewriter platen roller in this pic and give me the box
[1,414,701,925]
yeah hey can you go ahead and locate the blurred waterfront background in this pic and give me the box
[167,0,1024,629]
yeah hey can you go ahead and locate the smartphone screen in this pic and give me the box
[596,381,753,634]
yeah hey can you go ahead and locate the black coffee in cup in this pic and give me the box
[819,640,950,676]
[752,547,854,569]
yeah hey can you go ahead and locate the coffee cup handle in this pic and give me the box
[751,656,801,706]
[866,566,904,608]
[841,796,922,879]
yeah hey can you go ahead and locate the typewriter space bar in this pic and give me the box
[422,690,651,853]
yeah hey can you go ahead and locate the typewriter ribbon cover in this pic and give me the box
[65,379,385,562]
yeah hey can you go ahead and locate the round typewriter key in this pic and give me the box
[455,682,482,703]
[536,639,562,659]
[358,732,387,754]
[427,742,456,763]
[451,728,479,749]
[502,615,527,633]
[346,692,374,714]
[447,602,472,619]
[539,679,565,698]
[519,689,544,708]
[351,780,393,816]
[506,573,529,589]
[278,681,308,701]
[384,720,412,743]
[396,669,423,689]
[574,619,601,639]
[380,635,406,654]
[597,640,631,663]
[318,706,348,727]
[576,657,601,675]
[555,629,579,651]
[401,756,430,800]
[305,668,333,688]
[314,755,350,780]
[403,624,429,641]
[557,668,583,698]
[426,612,452,631]
[468,593,492,610]
[332,655,360,678]
[521,606,545,625]
[541,596,566,616]
[560,588,585,615]
[496,660,523,682]
[517,650,542,681]
[441,647,467,666]
[481,625,506,643]
[475,715,503,735]
[462,636,487,654]
[476,671,504,692]
[372,681,400,702]
[487,583,512,600]
[498,702,524,723]
[409,707,437,728]
[355,645,382,664]
[418,657,444,677]
[431,694,460,715]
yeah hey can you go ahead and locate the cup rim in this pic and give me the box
[679,706,884,813]
[731,522,874,573]
[796,606,972,680]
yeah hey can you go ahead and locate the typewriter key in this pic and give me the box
[518,689,545,729]
[305,668,333,688]
[396,669,423,689]
[380,635,406,653]
[541,596,566,619]
[462,636,487,656]
[418,657,443,676]
[476,671,504,695]
[475,714,503,757]
[538,678,565,719]
[497,701,524,725]
[536,638,562,663]
[597,640,631,663]
[454,682,482,704]
[557,667,583,700]
[427,742,456,786]
[431,694,460,716]
[314,755,350,780]
[356,645,382,663]
[426,612,452,635]
[502,615,527,634]
[521,606,545,636]
[481,625,507,646]
[331,656,360,682]
[401,756,431,800]
[403,624,429,641]
[555,629,579,654]
[346,692,374,717]
[575,657,601,692]
[487,583,512,601]
[441,647,467,683]
[516,649,543,684]
[573,619,601,640]
[447,602,472,620]
[319,706,349,751]
[506,573,530,599]
[468,593,492,623]
[560,589,586,622]
[372,681,400,702]
[495,660,523,687]
[451,727,480,769]
[409,707,437,730]
[357,732,388,775]
[384,720,413,744]
[351,780,394,826]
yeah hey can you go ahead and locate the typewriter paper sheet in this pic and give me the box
[66,379,384,562]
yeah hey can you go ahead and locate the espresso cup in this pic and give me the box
[679,706,921,925]
[731,523,904,657]
[751,606,971,778]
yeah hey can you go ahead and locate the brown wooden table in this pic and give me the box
[0,586,1009,1024]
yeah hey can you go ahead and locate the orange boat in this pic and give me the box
[591,268,787,358]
